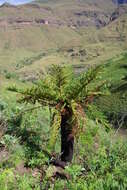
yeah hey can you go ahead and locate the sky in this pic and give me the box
[0,0,33,5]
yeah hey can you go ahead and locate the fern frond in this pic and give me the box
[112,76,127,93]
[48,64,73,90]
[48,110,61,151]
[65,65,102,101]
[6,85,19,92]
[7,81,58,106]
[71,100,86,138]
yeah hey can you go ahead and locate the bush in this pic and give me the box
[5,72,18,80]
[0,169,40,190]
[52,132,127,190]
[0,99,7,111]
[0,169,15,190]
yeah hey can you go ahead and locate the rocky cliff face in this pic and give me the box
[0,1,126,31]
[0,0,126,77]
[0,1,115,28]
[110,5,127,21]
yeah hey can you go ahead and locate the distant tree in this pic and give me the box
[10,65,106,165]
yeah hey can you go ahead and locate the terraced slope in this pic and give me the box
[0,0,126,81]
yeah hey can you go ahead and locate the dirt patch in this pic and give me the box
[117,128,127,139]
[15,162,40,177]
[15,162,31,175]
[112,128,127,141]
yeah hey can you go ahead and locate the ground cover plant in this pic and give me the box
[0,100,127,190]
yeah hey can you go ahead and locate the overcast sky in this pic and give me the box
[0,0,33,5]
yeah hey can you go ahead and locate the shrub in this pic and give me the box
[0,169,15,190]
[5,72,18,80]
[0,169,40,190]
[0,99,7,111]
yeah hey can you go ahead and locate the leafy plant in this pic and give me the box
[0,169,15,190]
[9,64,107,164]
[0,134,18,148]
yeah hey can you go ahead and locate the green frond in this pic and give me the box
[7,80,58,106]
[48,110,61,151]
[82,81,110,104]
[65,65,103,102]
[86,104,111,131]
[47,64,74,101]
[6,85,19,92]
[48,65,73,89]
[112,76,127,93]
[8,64,104,108]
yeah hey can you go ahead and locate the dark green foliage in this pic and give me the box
[9,64,105,106]
[7,64,107,153]
[86,104,111,131]
[112,63,127,94]
[0,101,50,168]
[0,99,7,111]
[4,71,18,80]
[95,94,127,128]
[94,53,127,128]
[6,85,17,92]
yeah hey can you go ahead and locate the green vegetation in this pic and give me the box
[8,64,108,163]
[0,53,127,189]
[0,98,127,189]
[0,1,127,189]
[94,53,127,128]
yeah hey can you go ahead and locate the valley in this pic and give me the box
[0,1,127,189]
[0,0,127,82]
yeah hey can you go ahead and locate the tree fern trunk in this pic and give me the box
[60,107,74,162]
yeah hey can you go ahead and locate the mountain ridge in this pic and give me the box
[0,0,126,80]
[113,0,127,4]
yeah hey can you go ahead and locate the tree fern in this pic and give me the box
[8,64,107,162]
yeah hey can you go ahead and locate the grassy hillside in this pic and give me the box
[0,1,126,77]
[0,0,126,94]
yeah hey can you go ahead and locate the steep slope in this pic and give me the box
[0,0,126,81]
[0,0,115,27]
